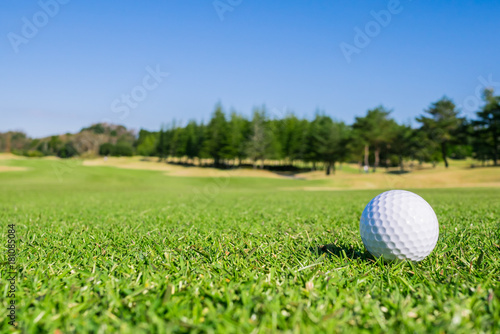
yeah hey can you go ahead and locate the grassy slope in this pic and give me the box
[0,159,498,333]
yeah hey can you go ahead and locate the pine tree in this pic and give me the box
[352,106,395,171]
[417,97,464,168]
[473,89,500,165]
[156,127,165,161]
[205,104,229,166]
[246,108,273,168]
[226,111,250,166]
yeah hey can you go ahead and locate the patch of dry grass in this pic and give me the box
[0,165,28,172]
[294,164,500,190]
[0,153,25,160]
[82,157,284,178]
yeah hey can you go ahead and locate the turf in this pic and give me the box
[0,159,499,333]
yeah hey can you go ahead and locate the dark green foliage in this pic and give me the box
[226,112,250,163]
[304,114,324,165]
[99,142,134,157]
[417,97,464,168]
[310,113,351,175]
[82,123,105,134]
[99,143,115,156]
[48,135,63,154]
[57,142,77,158]
[276,115,309,163]
[352,106,397,171]
[170,126,187,159]
[24,150,44,157]
[246,108,277,167]
[156,127,166,160]
[204,104,230,166]
[92,98,500,170]
[185,120,203,160]
[3,92,500,168]
[136,131,158,157]
[473,89,500,165]
[390,124,414,171]
[114,142,134,157]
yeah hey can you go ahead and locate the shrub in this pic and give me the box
[99,143,115,156]
[98,142,134,157]
[114,142,134,157]
[11,149,24,156]
[58,143,78,158]
[25,150,44,158]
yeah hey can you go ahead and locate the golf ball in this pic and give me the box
[360,190,439,262]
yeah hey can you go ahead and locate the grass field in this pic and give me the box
[0,157,499,333]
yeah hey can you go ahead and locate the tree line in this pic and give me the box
[136,90,498,174]
[1,89,498,174]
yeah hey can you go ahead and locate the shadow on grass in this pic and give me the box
[468,163,500,169]
[273,172,307,179]
[310,243,376,262]
[164,160,311,177]
[385,170,411,175]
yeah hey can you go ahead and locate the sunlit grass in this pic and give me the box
[0,159,498,333]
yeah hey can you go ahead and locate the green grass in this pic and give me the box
[0,159,499,333]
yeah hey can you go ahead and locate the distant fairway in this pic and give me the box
[0,157,498,333]
[81,156,500,189]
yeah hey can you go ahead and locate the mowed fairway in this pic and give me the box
[0,158,499,333]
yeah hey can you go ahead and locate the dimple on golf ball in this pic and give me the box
[360,190,439,262]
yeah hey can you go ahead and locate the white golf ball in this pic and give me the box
[360,190,439,262]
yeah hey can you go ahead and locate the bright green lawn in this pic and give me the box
[0,159,499,333]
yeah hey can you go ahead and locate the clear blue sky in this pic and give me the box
[1,0,499,137]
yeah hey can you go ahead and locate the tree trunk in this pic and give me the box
[373,147,380,172]
[441,142,449,168]
[492,128,498,166]
[399,154,404,172]
[5,133,11,153]
[386,144,391,170]
[325,161,336,175]
[364,145,369,168]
